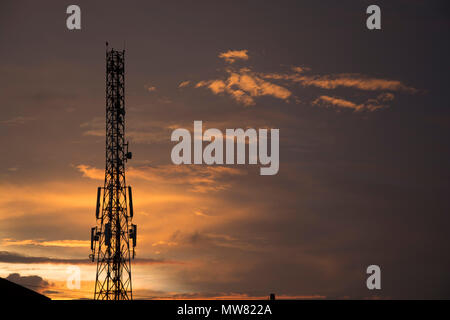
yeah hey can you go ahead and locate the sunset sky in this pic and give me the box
[0,0,449,299]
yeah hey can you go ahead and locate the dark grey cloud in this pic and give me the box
[42,289,61,295]
[6,272,50,291]
[0,251,178,265]
[0,251,89,264]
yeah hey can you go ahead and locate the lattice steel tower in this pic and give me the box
[90,44,137,300]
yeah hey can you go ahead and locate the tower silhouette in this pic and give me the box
[90,45,137,300]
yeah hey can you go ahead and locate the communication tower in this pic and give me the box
[90,44,137,300]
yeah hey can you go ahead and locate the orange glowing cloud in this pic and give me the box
[178,80,191,88]
[189,51,416,110]
[1,239,90,248]
[313,95,388,112]
[76,164,246,193]
[196,68,292,106]
[218,50,249,63]
[262,69,417,93]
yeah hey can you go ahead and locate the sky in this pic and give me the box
[0,0,449,299]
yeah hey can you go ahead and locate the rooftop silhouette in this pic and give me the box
[0,277,50,301]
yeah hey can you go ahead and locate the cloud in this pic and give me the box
[83,127,170,144]
[42,289,61,295]
[218,50,249,63]
[300,74,416,92]
[291,66,310,73]
[256,65,416,112]
[312,95,386,112]
[76,164,246,193]
[152,240,178,247]
[0,251,89,264]
[81,117,175,144]
[2,239,90,248]
[194,210,210,217]
[81,116,277,146]
[376,92,395,102]
[0,251,178,265]
[196,68,292,106]
[197,79,226,94]
[190,51,414,109]
[182,51,417,111]
[6,273,50,291]
[75,164,103,180]
[1,116,36,125]
[178,81,191,88]
[263,69,417,93]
